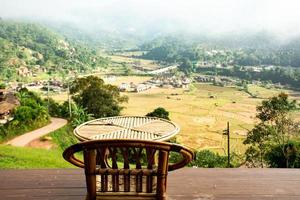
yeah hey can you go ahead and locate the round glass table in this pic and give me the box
[74,116,180,141]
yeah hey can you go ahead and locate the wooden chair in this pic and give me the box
[63,139,194,200]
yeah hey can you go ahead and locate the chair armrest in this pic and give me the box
[63,143,85,168]
[168,144,195,171]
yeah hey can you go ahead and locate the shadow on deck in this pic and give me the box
[1,168,300,200]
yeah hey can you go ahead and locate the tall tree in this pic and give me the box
[179,58,193,75]
[70,76,128,118]
[244,93,300,167]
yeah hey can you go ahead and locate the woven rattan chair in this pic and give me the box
[63,139,194,200]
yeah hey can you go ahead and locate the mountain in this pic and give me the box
[140,34,300,68]
[41,21,143,50]
[0,20,109,81]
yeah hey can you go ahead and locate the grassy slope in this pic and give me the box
[48,124,79,150]
[0,124,79,169]
[0,145,73,169]
[0,124,129,169]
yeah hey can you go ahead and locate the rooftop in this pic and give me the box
[1,168,299,200]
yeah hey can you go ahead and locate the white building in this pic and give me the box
[135,84,151,93]
[119,83,129,92]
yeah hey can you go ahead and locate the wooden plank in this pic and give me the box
[1,169,300,200]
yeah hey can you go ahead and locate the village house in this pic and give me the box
[0,90,20,124]
[118,83,129,92]
[103,75,117,83]
[196,61,214,68]
[148,65,177,75]
[195,75,214,82]
[17,66,32,77]
[148,75,191,89]
[134,84,151,93]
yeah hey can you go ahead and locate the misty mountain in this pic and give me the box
[43,21,143,50]
[0,20,109,80]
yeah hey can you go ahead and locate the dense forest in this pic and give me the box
[198,66,300,88]
[0,20,110,81]
[140,36,300,68]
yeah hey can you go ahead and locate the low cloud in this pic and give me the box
[1,0,300,39]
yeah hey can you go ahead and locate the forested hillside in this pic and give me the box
[140,35,300,68]
[0,20,109,81]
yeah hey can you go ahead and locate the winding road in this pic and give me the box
[6,117,68,147]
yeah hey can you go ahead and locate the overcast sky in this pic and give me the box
[1,0,300,38]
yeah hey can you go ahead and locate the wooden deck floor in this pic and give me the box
[1,168,300,200]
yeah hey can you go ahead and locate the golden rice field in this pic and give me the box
[116,76,299,153]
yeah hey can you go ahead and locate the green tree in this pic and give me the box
[146,107,170,120]
[46,98,62,117]
[70,76,128,118]
[179,58,193,75]
[265,141,300,168]
[244,93,300,168]
[244,124,271,167]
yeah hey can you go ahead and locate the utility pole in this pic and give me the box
[47,79,50,111]
[67,80,72,118]
[223,122,230,167]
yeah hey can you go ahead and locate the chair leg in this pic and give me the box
[84,150,97,200]
[86,174,96,200]
[157,150,169,200]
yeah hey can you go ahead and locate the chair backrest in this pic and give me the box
[63,139,194,200]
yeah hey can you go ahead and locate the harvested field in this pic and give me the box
[121,82,294,153]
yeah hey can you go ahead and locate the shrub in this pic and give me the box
[14,106,34,122]
[265,140,300,168]
[146,107,170,120]
[189,150,228,168]
[169,149,233,168]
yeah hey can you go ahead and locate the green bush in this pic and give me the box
[14,106,34,122]
[169,149,235,168]
[146,107,170,120]
[265,140,300,168]
[189,150,228,168]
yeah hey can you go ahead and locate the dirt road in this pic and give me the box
[6,117,68,147]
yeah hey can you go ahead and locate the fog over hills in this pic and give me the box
[1,0,300,48]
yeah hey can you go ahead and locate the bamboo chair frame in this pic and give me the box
[63,139,194,200]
